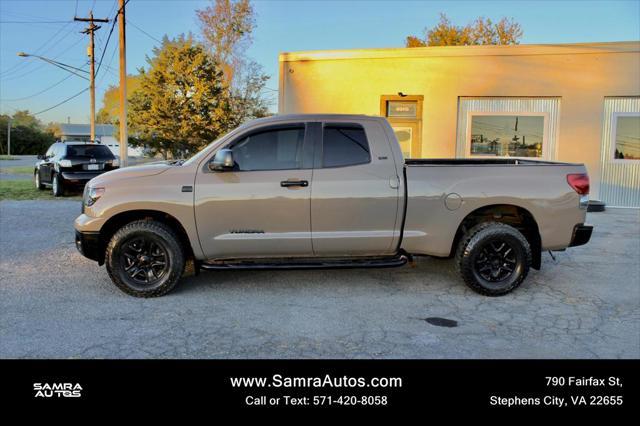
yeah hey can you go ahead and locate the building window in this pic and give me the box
[612,113,640,161]
[469,114,545,158]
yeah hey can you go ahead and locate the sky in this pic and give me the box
[1,0,639,124]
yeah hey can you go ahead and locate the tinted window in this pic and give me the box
[231,127,304,171]
[65,144,114,160]
[322,125,370,167]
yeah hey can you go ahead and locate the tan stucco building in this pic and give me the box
[278,41,640,207]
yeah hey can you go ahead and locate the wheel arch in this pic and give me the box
[450,203,542,270]
[98,209,195,266]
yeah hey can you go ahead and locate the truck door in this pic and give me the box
[194,123,314,259]
[310,121,401,256]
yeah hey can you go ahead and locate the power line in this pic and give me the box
[127,18,162,44]
[33,88,89,116]
[0,20,74,24]
[95,0,129,78]
[0,22,74,77]
[1,37,87,82]
[95,13,118,77]
[0,21,82,80]
[0,74,76,102]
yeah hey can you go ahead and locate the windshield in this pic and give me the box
[65,144,114,160]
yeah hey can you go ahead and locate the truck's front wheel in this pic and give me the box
[455,222,531,296]
[105,220,185,297]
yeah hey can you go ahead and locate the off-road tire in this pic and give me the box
[34,171,45,190]
[455,222,531,296]
[105,220,185,297]
[52,173,63,197]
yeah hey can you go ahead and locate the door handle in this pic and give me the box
[280,179,309,188]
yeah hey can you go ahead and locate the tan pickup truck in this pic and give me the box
[74,114,593,297]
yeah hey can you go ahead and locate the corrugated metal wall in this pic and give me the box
[599,97,640,207]
[456,97,561,159]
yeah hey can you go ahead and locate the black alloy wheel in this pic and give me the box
[105,220,185,297]
[456,222,531,296]
[119,236,170,288]
[473,239,518,283]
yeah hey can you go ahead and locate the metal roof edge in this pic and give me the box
[279,41,640,62]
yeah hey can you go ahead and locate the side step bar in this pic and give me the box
[200,253,411,271]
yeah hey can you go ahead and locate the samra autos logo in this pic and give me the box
[33,383,83,398]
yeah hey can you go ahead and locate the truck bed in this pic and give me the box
[405,158,574,166]
[401,159,588,257]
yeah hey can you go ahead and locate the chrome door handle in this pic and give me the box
[280,180,309,188]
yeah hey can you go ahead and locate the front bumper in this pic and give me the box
[75,230,103,263]
[569,224,593,247]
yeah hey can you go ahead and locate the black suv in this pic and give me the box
[35,141,119,196]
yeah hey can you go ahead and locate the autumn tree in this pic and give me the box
[406,13,523,47]
[96,75,142,124]
[127,35,232,159]
[196,0,269,126]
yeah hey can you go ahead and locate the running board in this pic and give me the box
[200,253,411,271]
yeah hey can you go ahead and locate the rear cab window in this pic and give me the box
[322,124,371,168]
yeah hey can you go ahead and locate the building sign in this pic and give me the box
[387,101,417,118]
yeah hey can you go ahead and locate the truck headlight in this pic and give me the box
[85,186,105,207]
[59,159,72,168]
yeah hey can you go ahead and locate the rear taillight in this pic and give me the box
[567,173,589,195]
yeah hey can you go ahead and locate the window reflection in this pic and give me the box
[614,115,640,160]
[470,115,544,157]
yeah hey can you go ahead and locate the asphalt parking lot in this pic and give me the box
[0,199,638,359]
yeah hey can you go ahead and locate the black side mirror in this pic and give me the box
[209,149,235,171]
[37,154,44,160]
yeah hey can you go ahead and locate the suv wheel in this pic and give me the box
[52,173,63,197]
[455,222,532,296]
[105,220,185,297]
[34,171,44,190]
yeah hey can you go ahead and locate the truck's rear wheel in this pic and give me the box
[455,222,531,296]
[105,220,185,297]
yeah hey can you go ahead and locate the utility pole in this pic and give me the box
[74,11,109,143]
[118,0,128,167]
[7,118,10,157]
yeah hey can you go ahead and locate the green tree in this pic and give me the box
[196,0,270,125]
[406,13,523,47]
[10,109,42,129]
[0,112,55,155]
[127,35,232,159]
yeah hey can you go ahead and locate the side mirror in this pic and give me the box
[37,154,44,160]
[209,149,235,171]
